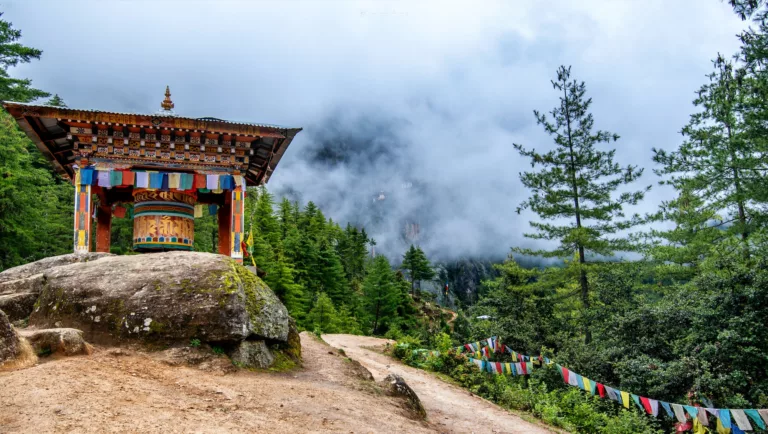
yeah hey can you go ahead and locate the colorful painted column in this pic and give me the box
[73,168,92,253]
[230,178,245,263]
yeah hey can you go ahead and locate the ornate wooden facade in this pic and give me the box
[3,88,302,262]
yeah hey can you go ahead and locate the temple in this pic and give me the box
[3,88,302,262]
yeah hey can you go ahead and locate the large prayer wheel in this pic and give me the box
[132,189,196,251]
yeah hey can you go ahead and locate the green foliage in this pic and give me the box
[0,14,49,102]
[401,244,435,295]
[211,346,225,355]
[363,255,400,334]
[306,292,339,334]
[189,338,201,348]
[513,65,650,343]
[392,347,662,433]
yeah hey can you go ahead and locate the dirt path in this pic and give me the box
[323,334,555,434]
[0,333,434,433]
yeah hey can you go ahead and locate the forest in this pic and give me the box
[2,1,768,432]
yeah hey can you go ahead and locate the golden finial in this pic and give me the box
[161,86,174,111]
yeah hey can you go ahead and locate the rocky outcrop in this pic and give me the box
[0,309,37,370]
[230,340,275,369]
[17,328,91,357]
[0,309,20,364]
[155,347,237,374]
[382,373,427,420]
[0,253,112,321]
[0,251,295,370]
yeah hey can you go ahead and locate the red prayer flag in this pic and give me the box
[597,383,606,398]
[194,173,206,189]
[640,397,653,414]
[561,366,569,383]
[495,362,502,373]
[121,170,135,186]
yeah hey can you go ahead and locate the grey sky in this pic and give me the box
[5,0,749,259]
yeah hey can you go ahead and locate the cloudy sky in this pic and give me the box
[5,1,749,259]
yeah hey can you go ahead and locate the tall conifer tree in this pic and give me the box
[513,66,648,343]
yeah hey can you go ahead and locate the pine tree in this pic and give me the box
[0,14,49,102]
[513,66,649,343]
[306,292,339,334]
[653,56,765,257]
[412,246,435,293]
[45,94,67,107]
[642,188,723,281]
[363,255,399,334]
[318,241,349,306]
[401,245,418,295]
[337,304,362,335]
[265,249,306,321]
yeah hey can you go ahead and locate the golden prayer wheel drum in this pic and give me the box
[132,189,196,251]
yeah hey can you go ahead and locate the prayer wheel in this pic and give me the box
[132,189,197,251]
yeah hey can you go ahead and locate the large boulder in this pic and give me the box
[0,253,112,321]
[27,251,289,345]
[230,340,275,369]
[17,328,91,357]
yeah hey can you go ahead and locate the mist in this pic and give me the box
[5,0,748,260]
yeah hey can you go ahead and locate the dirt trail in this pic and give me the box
[323,334,555,434]
[0,333,434,433]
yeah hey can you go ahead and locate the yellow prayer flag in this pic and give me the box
[583,378,592,395]
[621,391,630,409]
[246,231,254,247]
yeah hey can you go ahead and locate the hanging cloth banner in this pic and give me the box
[135,171,149,188]
[121,170,134,186]
[97,170,111,188]
[109,170,122,187]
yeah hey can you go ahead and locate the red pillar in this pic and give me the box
[217,195,232,256]
[95,188,112,253]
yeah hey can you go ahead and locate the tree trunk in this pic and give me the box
[727,122,750,259]
[373,302,380,334]
[563,82,591,344]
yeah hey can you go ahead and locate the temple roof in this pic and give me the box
[2,100,302,186]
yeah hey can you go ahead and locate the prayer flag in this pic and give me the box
[641,397,653,415]
[597,383,606,398]
[183,173,195,190]
[160,173,169,191]
[649,399,659,418]
[758,409,768,426]
[122,170,134,186]
[684,406,699,420]
[80,168,95,185]
[560,365,568,383]
[744,409,765,429]
[719,409,732,429]
[661,402,674,418]
[209,204,217,215]
[621,391,631,409]
[194,205,204,218]
[672,404,688,423]
[233,175,243,187]
[195,173,206,189]
[109,170,122,187]
[168,173,181,189]
[207,174,219,190]
[697,407,709,426]
[731,410,752,431]
[631,394,643,412]
[495,362,502,374]
[97,170,111,187]
[575,374,585,390]
[148,172,162,189]
[583,378,592,395]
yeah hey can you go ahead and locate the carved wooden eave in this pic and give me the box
[2,101,302,186]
